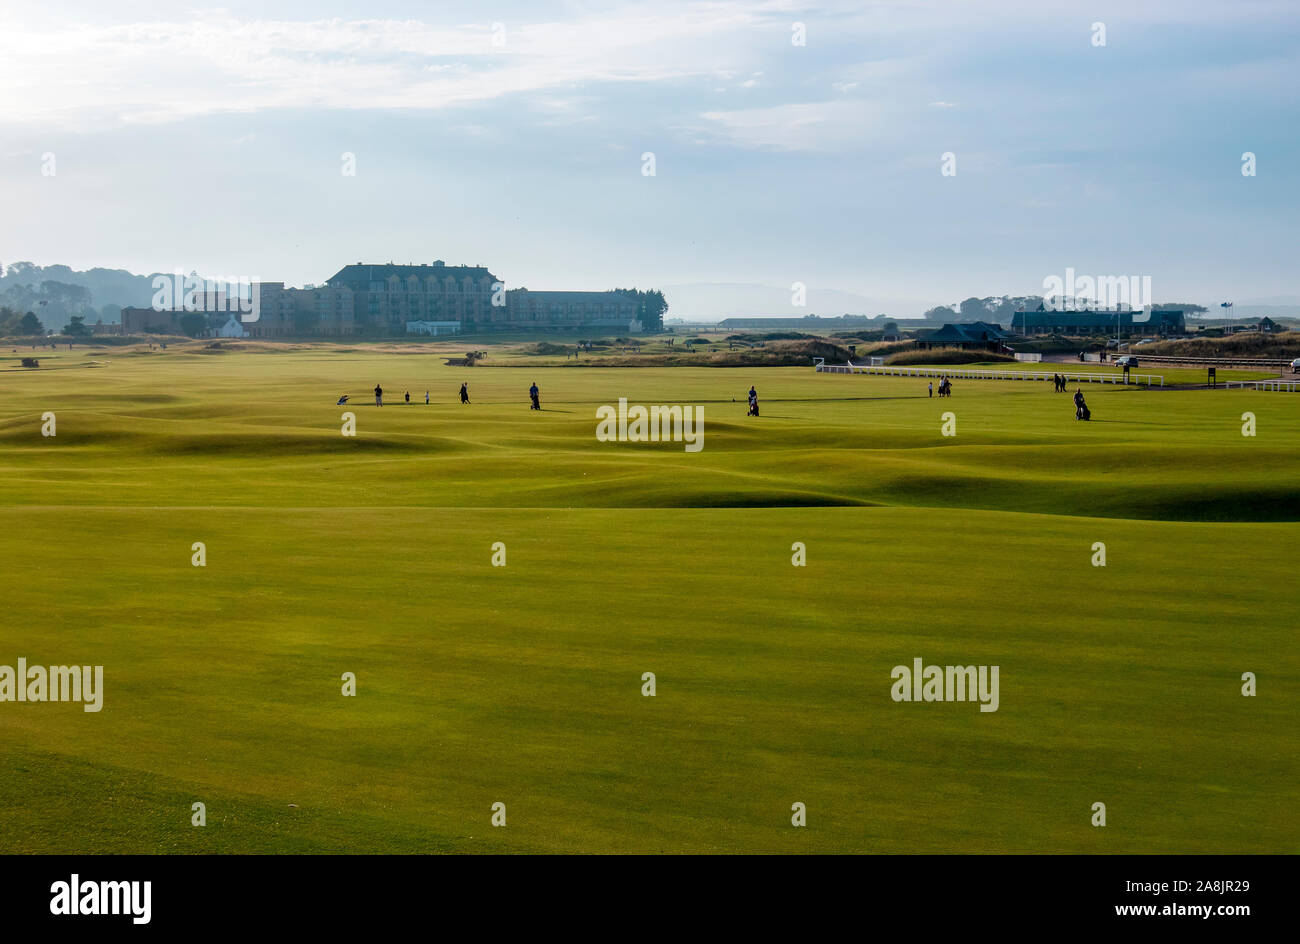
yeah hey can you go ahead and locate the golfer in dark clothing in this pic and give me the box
[529,382,540,410]
[374,384,383,407]
[404,391,410,404]
[459,382,470,404]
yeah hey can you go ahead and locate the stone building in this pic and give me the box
[325,261,498,334]
[117,260,648,337]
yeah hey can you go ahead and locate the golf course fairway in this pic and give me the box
[1,347,1295,853]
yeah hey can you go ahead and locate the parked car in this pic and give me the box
[1290,357,1300,371]
[1115,355,1139,368]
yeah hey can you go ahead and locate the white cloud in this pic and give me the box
[0,4,787,127]
[698,100,880,152]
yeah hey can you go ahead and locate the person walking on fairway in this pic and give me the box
[459,382,470,405]
[404,390,410,404]
[529,381,540,410]
[425,390,430,404]
[747,385,759,416]
[374,383,383,407]
[928,381,933,398]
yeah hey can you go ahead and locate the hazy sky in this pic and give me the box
[1,0,1296,315]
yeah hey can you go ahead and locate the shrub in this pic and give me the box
[21,357,39,368]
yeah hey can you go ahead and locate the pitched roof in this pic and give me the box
[1016,309,1185,328]
[326,263,498,287]
[927,321,1009,343]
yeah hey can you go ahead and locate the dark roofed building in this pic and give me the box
[918,321,1011,351]
[326,261,499,289]
[326,260,501,332]
[1014,309,1185,337]
[505,289,640,331]
[120,306,181,334]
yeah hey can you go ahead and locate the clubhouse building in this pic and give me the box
[1012,309,1187,337]
[918,321,1013,352]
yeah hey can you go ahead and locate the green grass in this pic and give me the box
[943,360,1279,384]
[0,347,1296,853]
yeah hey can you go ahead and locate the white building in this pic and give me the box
[217,315,249,338]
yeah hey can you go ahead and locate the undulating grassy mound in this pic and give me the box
[1141,331,1300,359]
[0,349,1295,853]
[887,347,1017,366]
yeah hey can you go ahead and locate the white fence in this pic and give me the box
[1224,380,1299,392]
[1013,353,1043,362]
[812,359,1164,387]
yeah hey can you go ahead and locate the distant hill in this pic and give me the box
[0,260,162,315]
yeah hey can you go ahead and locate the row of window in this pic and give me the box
[365,281,489,293]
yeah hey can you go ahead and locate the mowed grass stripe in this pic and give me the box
[0,505,1294,853]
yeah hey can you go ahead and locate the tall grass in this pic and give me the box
[1141,331,1300,358]
[886,347,1016,366]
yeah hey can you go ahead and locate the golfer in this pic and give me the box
[529,382,540,410]
[459,382,470,405]
[374,384,383,407]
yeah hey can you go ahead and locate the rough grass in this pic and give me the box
[1141,331,1300,359]
[887,347,1016,366]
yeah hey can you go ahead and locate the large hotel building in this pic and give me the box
[120,261,644,337]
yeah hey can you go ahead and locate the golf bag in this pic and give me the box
[747,399,759,416]
[1077,404,1091,421]
[530,394,540,410]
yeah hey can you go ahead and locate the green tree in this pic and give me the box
[613,287,668,332]
[179,312,208,338]
[63,315,89,337]
[1153,302,1208,314]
